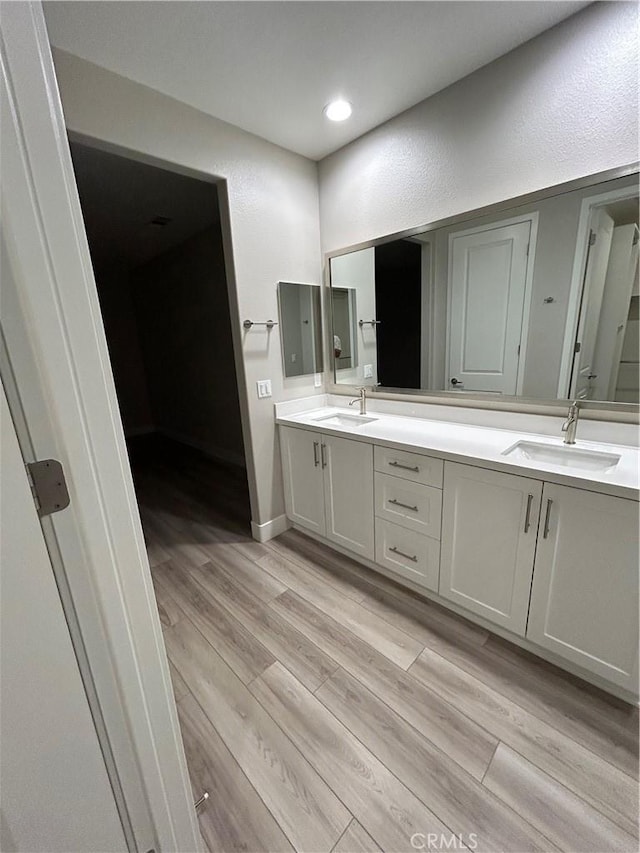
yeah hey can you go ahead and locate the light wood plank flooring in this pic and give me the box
[133,441,639,853]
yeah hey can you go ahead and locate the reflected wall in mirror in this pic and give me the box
[329,171,639,404]
[277,281,323,378]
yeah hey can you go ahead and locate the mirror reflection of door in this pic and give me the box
[447,219,533,394]
[570,193,639,402]
[331,287,357,370]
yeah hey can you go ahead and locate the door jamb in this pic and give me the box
[557,186,639,398]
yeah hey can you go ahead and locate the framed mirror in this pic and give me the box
[277,281,323,378]
[328,166,639,408]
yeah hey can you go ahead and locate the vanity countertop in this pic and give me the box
[276,405,640,500]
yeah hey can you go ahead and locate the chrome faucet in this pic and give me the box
[562,400,580,445]
[349,386,367,415]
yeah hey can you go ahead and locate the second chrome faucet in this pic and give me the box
[349,387,367,415]
[562,400,580,444]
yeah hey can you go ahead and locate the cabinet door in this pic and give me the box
[440,462,542,635]
[528,484,639,693]
[279,427,325,535]
[323,435,374,560]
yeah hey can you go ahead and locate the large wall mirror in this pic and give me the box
[329,168,639,406]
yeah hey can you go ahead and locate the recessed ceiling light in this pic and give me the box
[324,100,352,122]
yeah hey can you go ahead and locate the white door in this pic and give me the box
[592,224,640,400]
[527,484,639,693]
[0,380,127,852]
[323,434,374,560]
[439,462,542,635]
[571,209,615,399]
[279,426,325,534]
[448,220,531,394]
[1,5,200,849]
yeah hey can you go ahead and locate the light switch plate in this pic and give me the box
[256,379,272,399]
[314,373,322,388]
[364,364,373,378]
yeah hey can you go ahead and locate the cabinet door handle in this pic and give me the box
[389,498,419,512]
[543,499,553,539]
[313,441,319,468]
[389,461,419,473]
[389,546,418,563]
[320,443,327,469]
[524,493,534,533]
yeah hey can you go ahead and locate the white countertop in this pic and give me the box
[276,405,640,501]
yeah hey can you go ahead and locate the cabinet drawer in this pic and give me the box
[374,445,443,488]
[375,519,440,592]
[375,472,442,538]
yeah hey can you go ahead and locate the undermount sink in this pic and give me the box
[313,412,378,428]
[502,440,621,472]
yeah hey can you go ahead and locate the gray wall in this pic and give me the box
[132,226,245,466]
[319,2,638,254]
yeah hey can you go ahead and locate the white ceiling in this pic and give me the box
[44,1,590,161]
[70,142,219,270]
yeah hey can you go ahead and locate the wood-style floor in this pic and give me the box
[132,439,639,853]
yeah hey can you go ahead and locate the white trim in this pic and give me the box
[158,427,247,469]
[445,212,538,396]
[557,186,640,399]
[0,5,201,850]
[251,513,291,542]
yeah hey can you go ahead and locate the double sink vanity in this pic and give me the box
[276,395,639,700]
[274,165,639,702]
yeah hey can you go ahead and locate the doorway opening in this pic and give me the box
[562,188,639,401]
[69,138,252,575]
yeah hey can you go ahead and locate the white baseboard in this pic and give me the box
[157,428,246,469]
[251,514,291,542]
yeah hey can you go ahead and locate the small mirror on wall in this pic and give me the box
[277,281,323,378]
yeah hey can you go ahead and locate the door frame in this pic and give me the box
[557,186,640,399]
[445,212,539,396]
[1,4,201,850]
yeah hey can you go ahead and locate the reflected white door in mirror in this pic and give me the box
[328,165,639,412]
[276,406,639,701]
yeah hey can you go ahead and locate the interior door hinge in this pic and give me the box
[25,459,70,517]
[589,230,596,246]
[574,341,582,354]
[633,230,639,246]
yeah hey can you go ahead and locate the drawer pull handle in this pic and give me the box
[389,498,419,512]
[389,461,420,473]
[320,443,327,469]
[543,498,553,539]
[313,441,320,468]
[524,493,533,533]
[389,546,418,563]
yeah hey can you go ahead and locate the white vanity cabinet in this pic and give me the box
[279,426,374,559]
[527,484,639,692]
[279,416,639,699]
[439,462,542,635]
